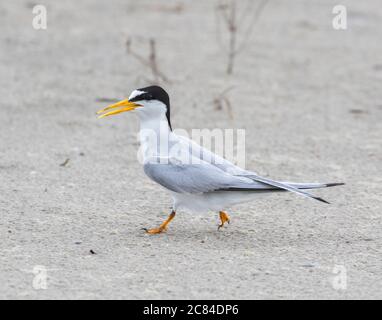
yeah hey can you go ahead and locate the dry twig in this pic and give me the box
[126,37,171,84]
[212,86,235,119]
[216,0,269,74]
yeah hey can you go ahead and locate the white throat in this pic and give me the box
[137,108,175,162]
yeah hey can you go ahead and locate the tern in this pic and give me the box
[97,86,344,234]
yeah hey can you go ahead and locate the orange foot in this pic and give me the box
[144,211,176,235]
[218,211,231,230]
[144,227,167,234]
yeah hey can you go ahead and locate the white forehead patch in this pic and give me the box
[128,90,146,100]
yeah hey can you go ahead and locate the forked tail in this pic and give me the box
[287,182,345,190]
[238,174,345,204]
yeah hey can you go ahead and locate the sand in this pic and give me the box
[0,0,381,299]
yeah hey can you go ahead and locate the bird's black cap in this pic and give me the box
[130,85,172,130]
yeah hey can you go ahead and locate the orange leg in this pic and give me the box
[144,211,176,234]
[218,211,230,230]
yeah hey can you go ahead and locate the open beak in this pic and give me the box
[97,99,141,119]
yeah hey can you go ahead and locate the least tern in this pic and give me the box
[97,86,344,234]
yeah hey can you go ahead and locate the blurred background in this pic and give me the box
[0,0,381,299]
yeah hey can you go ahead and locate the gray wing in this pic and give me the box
[144,159,332,203]
[177,135,249,175]
[143,159,261,194]
[176,136,329,203]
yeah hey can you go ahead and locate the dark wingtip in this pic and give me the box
[314,183,344,204]
[325,182,345,187]
[315,197,330,204]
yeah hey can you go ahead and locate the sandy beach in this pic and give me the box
[0,0,381,299]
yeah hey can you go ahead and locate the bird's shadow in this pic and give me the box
[135,225,314,251]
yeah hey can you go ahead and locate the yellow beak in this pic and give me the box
[97,99,141,119]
